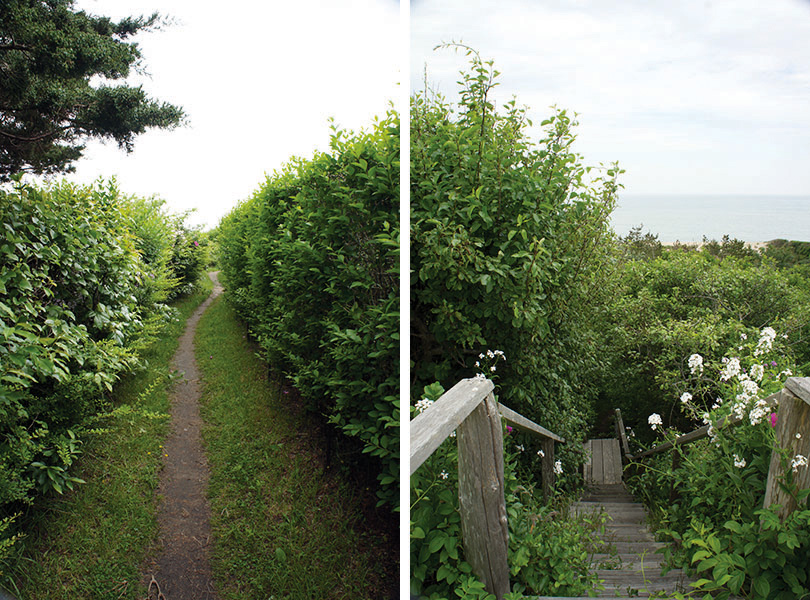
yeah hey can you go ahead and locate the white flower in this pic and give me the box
[415,398,434,414]
[474,372,486,380]
[553,460,563,475]
[516,444,524,452]
[475,361,480,367]
[720,357,741,381]
[688,353,704,375]
[750,364,764,382]
[479,353,485,359]
[740,333,748,341]
[490,365,497,372]
[733,454,746,468]
[749,398,770,425]
[680,392,693,404]
[754,327,776,356]
[648,413,663,431]
[790,454,808,473]
[439,470,449,480]
[796,433,802,440]
[741,379,759,398]
[537,449,545,458]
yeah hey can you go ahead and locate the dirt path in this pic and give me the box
[144,272,222,600]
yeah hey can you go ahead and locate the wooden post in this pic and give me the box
[763,378,810,519]
[541,437,555,500]
[457,391,510,599]
[614,408,632,461]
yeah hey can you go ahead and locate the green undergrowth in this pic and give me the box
[195,295,397,600]
[1,276,213,599]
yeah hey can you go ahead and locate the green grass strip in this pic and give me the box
[4,277,213,599]
[196,295,397,600]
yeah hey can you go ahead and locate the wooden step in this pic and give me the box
[592,552,665,569]
[566,473,695,598]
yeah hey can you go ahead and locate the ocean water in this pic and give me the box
[610,194,810,243]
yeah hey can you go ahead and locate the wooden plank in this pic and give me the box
[593,439,605,484]
[763,386,810,519]
[498,402,565,443]
[603,439,622,484]
[458,391,510,599]
[410,377,494,475]
[615,408,632,459]
[785,377,810,406]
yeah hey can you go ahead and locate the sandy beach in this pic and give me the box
[662,240,771,252]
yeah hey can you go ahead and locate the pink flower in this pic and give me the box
[506,425,513,434]
[770,413,778,427]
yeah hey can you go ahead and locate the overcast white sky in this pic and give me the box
[67,0,399,228]
[411,0,810,199]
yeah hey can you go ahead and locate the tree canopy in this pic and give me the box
[0,0,185,180]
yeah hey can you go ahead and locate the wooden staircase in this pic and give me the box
[536,439,693,599]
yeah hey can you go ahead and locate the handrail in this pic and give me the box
[410,378,494,475]
[410,377,565,600]
[632,389,780,459]
[624,377,810,520]
[499,402,565,443]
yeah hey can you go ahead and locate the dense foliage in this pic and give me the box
[410,47,622,598]
[599,238,810,441]
[411,45,621,459]
[0,178,205,515]
[625,328,810,598]
[217,111,399,509]
[0,0,184,179]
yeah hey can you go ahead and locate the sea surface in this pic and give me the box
[610,194,810,243]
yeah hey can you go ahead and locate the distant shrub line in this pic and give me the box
[217,111,400,510]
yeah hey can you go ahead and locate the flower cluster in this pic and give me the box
[791,454,808,473]
[720,357,741,382]
[688,353,704,375]
[474,349,506,378]
[415,398,434,415]
[754,326,776,357]
[553,460,563,475]
[648,413,663,431]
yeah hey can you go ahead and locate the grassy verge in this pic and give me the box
[3,276,213,599]
[196,295,397,600]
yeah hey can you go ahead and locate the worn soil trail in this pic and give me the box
[144,272,222,600]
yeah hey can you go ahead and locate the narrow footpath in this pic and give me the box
[144,272,222,600]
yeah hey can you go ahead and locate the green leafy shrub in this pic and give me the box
[626,328,810,598]
[411,45,621,474]
[598,248,810,441]
[0,178,203,563]
[218,110,399,509]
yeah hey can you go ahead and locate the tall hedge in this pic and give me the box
[218,110,400,509]
[411,48,620,456]
[0,178,205,510]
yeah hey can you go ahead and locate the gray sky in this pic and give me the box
[67,0,399,229]
[411,0,810,198]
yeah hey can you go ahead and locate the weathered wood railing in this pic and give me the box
[410,377,565,600]
[619,377,810,518]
